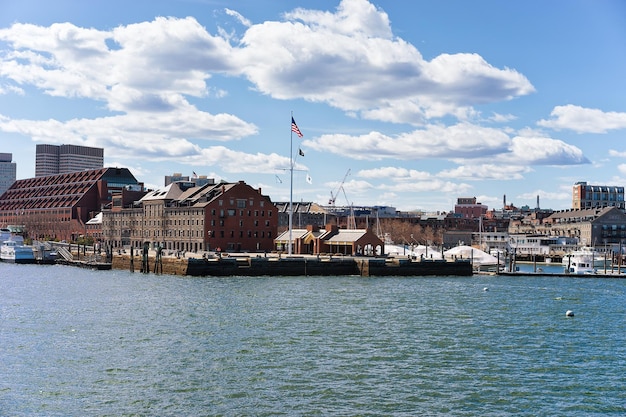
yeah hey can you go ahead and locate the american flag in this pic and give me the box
[291,117,303,137]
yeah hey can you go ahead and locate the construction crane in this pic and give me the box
[329,169,351,205]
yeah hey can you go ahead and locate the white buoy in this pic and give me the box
[483,287,489,291]
[565,310,574,317]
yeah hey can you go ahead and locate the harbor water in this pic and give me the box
[1,263,625,416]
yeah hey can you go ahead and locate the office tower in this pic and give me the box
[0,153,16,196]
[35,144,104,177]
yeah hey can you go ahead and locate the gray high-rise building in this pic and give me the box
[0,153,16,196]
[35,144,104,177]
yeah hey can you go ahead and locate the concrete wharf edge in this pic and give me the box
[498,271,626,279]
[110,254,473,277]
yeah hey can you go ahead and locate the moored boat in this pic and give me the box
[0,238,36,264]
[562,247,608,270]
[563,248,598,274]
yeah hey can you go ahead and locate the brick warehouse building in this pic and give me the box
[101,180,278,253]
[0,168,140,241]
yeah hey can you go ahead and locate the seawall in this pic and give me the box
[111,254,473,277]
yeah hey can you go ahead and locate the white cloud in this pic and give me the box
[236,0,534,124]
[538,104,626,133]
[504,136,590,165]
[358,166,432,181]
[225,8,252,28]
[517,189,571,203]
[306,123,511,160]
[438,164,530,180]
[384,179,472,195]
[487,112,517,123]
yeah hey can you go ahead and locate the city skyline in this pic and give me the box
[1,0,625,212]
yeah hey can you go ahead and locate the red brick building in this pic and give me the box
[102,180,278,253]
[0,168,141,241]
[454,197,488,219]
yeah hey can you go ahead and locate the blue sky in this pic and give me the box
[1,0,626,212]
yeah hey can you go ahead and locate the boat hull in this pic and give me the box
[1,246,36,264]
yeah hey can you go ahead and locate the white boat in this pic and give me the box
[563,248,598,274]
[0,238,36,263]
[562,247,607,269]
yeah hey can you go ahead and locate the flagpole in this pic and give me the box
[288,111,294,256]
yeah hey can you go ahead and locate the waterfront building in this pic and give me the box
[101,180,277,253]
[507,234,577,259]
[35,144,104,177]
[509,206,626,250]
[0,153,16,196]
[572,181,625,210]
[274,224,384,255]
[472,230,510,254]
[0,167,141,241]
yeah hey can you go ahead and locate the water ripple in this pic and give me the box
[0,265,625,416]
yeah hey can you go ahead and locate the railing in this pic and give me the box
[55,246,73,261]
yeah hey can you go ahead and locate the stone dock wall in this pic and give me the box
[111,254,473,277]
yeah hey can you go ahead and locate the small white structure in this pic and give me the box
[444,245,502,272]
[385,244,442,260]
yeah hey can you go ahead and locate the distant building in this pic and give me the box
[165,172,215,187]
[275,201,335,230]
[454,197,488,219]
[0,167,141,241]
[165,173,189,185]
[572,181,625,210]
[0,153,16,196]
[35,144,104,177]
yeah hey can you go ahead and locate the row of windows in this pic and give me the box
[109,228,274,240]
[214,209,272,217]
[211,230,273,238]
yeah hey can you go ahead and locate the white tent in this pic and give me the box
[443,245,500,265]
[385,244,443,259]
